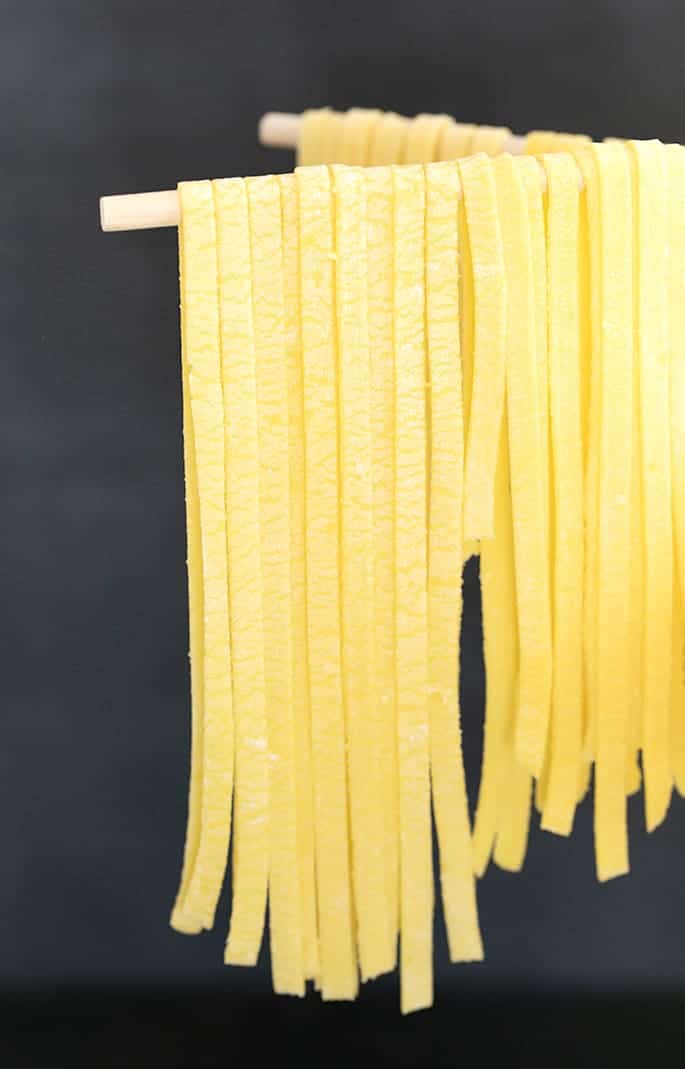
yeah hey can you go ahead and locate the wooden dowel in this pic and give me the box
[258,110,526,155]
[100,189,180,232]
[258,111,302,149]
[99,117,580,233]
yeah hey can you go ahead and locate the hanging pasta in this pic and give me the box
[96,104,685,1014]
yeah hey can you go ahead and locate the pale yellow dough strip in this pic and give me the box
[172,181,233,930]
[521,159,551,811]
[458,154,507,542]
[393,163,433,1014]
[296,165,358,1001]
[591,143,633,879]
[494,155,552,778]
[403,114,452,162]
[437,121,476,160]
[540,154,584,838]
[470,126,511,155]
[667,143,685,797]
[629,140,673,832]
[339,108,383,164]
[331,165,390,980]
[425,160,483,960]
[368,113,409,166]
[668,143,685,606]
[472,417,519,876]
[365,165,399,962]
[672,584,685,795]
[297,109,331,166]
[212,179,270,963]
[279,174,320,981]
[169,198,206,937]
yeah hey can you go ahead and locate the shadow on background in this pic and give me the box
[3,989,685,1069]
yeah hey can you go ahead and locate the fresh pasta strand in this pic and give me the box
[667,144,685,796]
[521,159,552,813]
[339,108,383,165]
[393,163,433,1014]
[539,153,584,838]
[629,140,673,833]
[279,174,320,982]
[331,164,390,980]
[366,164,400,962]
[458,153,508,543]
[438,121,477,160]
[298,108,331,167]
[591,143,633,880]
[403,114,452,163]
[172,181,233,932]
[425,160,483,960]
[169,197,207,938]
[470,126,511,155]
[494,155,552,780]
[212,179,270,965]
[296,165,358,1001]
[473,416,519,876]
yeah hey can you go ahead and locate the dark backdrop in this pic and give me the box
[3,0,685,1063]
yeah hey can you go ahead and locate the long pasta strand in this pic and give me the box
[629,140,673,832]
[458,154,508,542]
[540,154,584,837]
[404,114,452,163]
[212,179,270,963]
[366,164,399,963]
[298,109,331,166]
[425,160,483,960]
[667,144,685,796]
[331,164,390,980]
[393,163,433,1014]
[172,181,233,931]
[279,173,320,982]
[592,143,633,880]
[170,192,207,937]
[473,417,519,875]
[296,165,358,1000]
[438,121,476,160]
[339,108,383,164]
[368,113,409,166]
[494,155,552,779]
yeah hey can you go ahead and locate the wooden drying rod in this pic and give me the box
[99,111,563,233]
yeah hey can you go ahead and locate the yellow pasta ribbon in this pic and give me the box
[540,154,584,837]
[589,143,633,879]
[339,108,383,164]
[212,177,270,962]
[368,112,409,166]
[403,114,452,162]
[494,156,552,778]
[438,121,476,159]
[298,108,331,166]
[470,125,511,155]
[279,174,320,981]
[393,163,433,1014]
[170,194,207,938]
[629,140,673,832]
[425,161,483,960]
[668,142,685,606]
[172,181,233,931]
[296,165,358,1000]
[667,144,685,796]
[458,154,507,542]
[473,416,520,875]
[366,164,399,962]
[331,165,390,980]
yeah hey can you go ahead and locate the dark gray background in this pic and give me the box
[3,0,685,1004]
